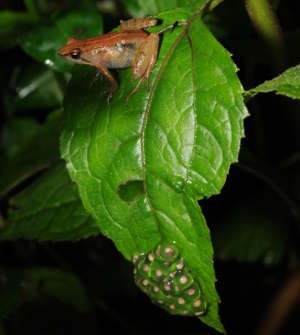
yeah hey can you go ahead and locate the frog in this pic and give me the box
[58,18,159,102]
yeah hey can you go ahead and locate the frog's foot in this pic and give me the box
[104,85,117,104]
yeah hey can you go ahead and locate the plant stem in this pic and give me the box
[245,0,285,69]
[237,163,300,222]
[0,213,4,229]
[207,0,224,12]
[255,269,300,335]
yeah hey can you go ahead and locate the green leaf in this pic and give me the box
[214,196,288,265]
[0,268,22,320]
[1,118,40,158]
[0,110,63,197]
[123,0,204,16]
[246,64,300,100]
[0,162,99,241]
[0,267,91,319]
[13,63,64,111]
[19,10,103,73]
[60,8,247,332]
[24,267,91,312]
[0,10,37,49]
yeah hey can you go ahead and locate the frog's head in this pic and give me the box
[58,38,87,64]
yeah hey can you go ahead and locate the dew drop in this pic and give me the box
[45,59,54,66]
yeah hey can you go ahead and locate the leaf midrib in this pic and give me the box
[140,13,197,232]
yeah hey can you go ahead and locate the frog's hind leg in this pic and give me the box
[127,33,159,99]
[120,18,157,31]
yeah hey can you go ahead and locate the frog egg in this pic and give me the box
[153,285,160,293]
[159,243,179,262]
[177,297,186,305]
[193,299,207,315]
[132,255,139,264]
[156,269,165,279]
[151,259,174,278]
[163,281,171,292]
[193,299,201,308]
[186,287,196,296]
[176,261,184,270]
[172,270,194,291]
[169,303,176,311]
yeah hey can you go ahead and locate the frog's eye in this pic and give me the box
[70,49,81,60]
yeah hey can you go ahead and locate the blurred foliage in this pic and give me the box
[0,0,300,335]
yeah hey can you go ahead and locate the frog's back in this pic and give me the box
[93,31,147,69]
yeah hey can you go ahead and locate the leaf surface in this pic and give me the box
[60,8,247,332]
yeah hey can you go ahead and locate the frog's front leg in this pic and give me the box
[96,63,118,103]
[120,18,157,31]
[127,33,159,99]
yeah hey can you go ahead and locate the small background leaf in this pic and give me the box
[0,162,99,241]
[214,194,289,265]
[0,110,63,197]
[0,10,37,49]
[19,9,103,72]
[123,0,203,16]
[1,118,40,158]
[246,64,300,100]
[24,267,91,313]
[12,63,65,111]
[0,267,90,320]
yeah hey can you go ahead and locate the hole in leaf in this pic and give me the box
[118,180,144,202]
